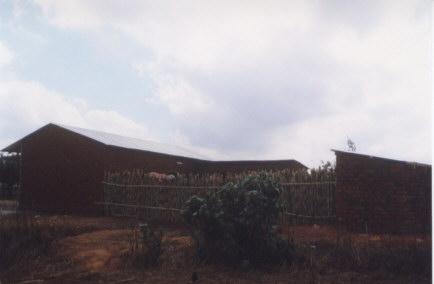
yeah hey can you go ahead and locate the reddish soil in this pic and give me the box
[282,224,430,246]
[1,215,431,284]
[57,229,131,273]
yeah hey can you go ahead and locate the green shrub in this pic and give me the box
[181,172,293,267]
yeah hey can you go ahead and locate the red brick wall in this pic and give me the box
[192,160,306,173]
[334,150,431,234]
[104,146,196,174]
[19,125,106,215]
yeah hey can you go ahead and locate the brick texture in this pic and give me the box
[334,150,431,234]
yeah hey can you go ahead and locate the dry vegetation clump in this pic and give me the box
[124,222,164,268]
[291,233,431,282]
[0,213,138,283]
[360,243,431,277]
[0,211,54,277]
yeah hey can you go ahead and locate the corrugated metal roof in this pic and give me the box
[58,124,210,160]
[2,123,209,160]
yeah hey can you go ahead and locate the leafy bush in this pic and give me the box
[181,172,293,267]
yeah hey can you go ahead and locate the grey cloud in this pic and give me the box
[315,1,386,35]
[32,0,430,164]
[169,49,343,155]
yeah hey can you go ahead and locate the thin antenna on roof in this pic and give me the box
[346,136,356,152]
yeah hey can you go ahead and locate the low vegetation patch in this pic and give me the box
[0,212,53,276]
[0,212,430,283]
[126,222,164,268]
[138,223,163,266]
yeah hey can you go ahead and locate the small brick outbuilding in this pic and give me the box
[333,150,431,234]
[2,123,306,215]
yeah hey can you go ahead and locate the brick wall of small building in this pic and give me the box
[334,150,431,234]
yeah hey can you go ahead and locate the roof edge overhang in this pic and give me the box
[105,144,209,162]
[331,149,432,167]
[206,159,308,169]
[1,123,62,153]
[2,141,22,153]
[1,123,209,160]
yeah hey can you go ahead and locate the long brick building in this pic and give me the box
[2,123,306,214]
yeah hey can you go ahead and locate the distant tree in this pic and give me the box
[0,153,20,199]
[319,160,334,171]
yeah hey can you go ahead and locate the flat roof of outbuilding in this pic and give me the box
[331,149,431,167]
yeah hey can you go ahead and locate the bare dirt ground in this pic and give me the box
[1,214,431,284]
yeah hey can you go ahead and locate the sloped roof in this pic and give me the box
[2,123,209,160]
[3,123,309,169]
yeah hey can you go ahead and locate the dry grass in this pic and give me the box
[0,214,431,284]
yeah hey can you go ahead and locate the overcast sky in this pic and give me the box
[0,0,431,168]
